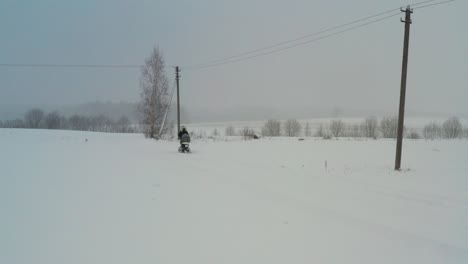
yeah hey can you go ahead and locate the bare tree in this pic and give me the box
[89,115,105,131]
[329,120,344,137]
[116,116,131,133]
[138,47,170,139]
[262,119,281,137]
[380,116,399,138]
[407,130,420,139]
[45,111,62,129]
[315,124,325,137]
[304,122,312,137]
[240,126,255,140]
[442,117,463,139]
[361,116,378,138]
[5,119,25,128]
[68,115,88,131]
[60,116,69,129]
[211,128,219,138]
[24,108,44,128]
[283,119,301,137]
[168,121,175,138]
[344,124,361,138]
[225,125,236,136]
[423,122,442,140]
[188,129,202,139]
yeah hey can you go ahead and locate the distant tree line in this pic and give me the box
[224,116,466,140]
[1,108,466,140]
[0,108,134,133]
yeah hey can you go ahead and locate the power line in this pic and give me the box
[184,12,401,71]
[0,63,175,69]
[183,8,400,69]
[183,0,453,71]
[409,0,440,6]
[0,0,453,71]
[183,0,443,70]
[413,0,455,9]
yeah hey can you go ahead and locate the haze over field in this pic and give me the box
[1,0,467,120]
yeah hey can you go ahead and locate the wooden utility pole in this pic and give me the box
[395,6,412,170]
[175,66,181,134]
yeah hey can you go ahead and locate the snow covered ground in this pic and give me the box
[1,128,468,264]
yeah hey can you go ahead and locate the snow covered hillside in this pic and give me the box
[1,129,468,264]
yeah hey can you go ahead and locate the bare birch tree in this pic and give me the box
[304,122,312,137]
[225,125,236,136]
[423,122,442,140]
[442,117,463,139]
[330,120,344,137]
[45,111,61,129]
[361,116,378,138]
[138,47,170,139]
[262,119,281,137]
[24,108,44,128]
[283,119,301,137]
[380,116,399,138]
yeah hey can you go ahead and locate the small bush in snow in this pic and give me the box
[304,122,312,137]
[262,119,282,137]
[240,127,256,140]
[361,116,378,139]
[212,128,219,137]
[442,117,463,139]
[423,122,442,140]
[380,116,399,138]
[407,130,420,139]
[322,131,333,140]
[315,124,325,137]
[329,120,344,138]
[284,119,302,137]
[347,124,362,138]
[190,130,207,139]
[225,125,236,136]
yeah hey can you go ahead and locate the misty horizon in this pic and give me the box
[1,0,467,119]
[1,100,467,125]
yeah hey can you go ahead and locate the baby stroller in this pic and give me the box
[178,133,191,153]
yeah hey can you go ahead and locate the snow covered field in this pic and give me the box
[1,128,468,264]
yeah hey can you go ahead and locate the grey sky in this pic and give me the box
[0,0,466,117]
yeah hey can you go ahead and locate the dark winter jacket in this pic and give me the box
[178,129,188,139]
[180,133,190,143]
[178,129,189,141]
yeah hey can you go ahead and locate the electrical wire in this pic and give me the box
[182,0,445,70]
[183,0,455,71]
[182,8,400,69]
[412,0,455,9]
[0,63,175,69]
[0,0,454,71]
[409,0,439,6]
[184,12,401,71]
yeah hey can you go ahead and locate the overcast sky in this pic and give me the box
[0,0,466,116]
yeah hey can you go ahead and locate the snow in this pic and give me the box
[1,128,468,264]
